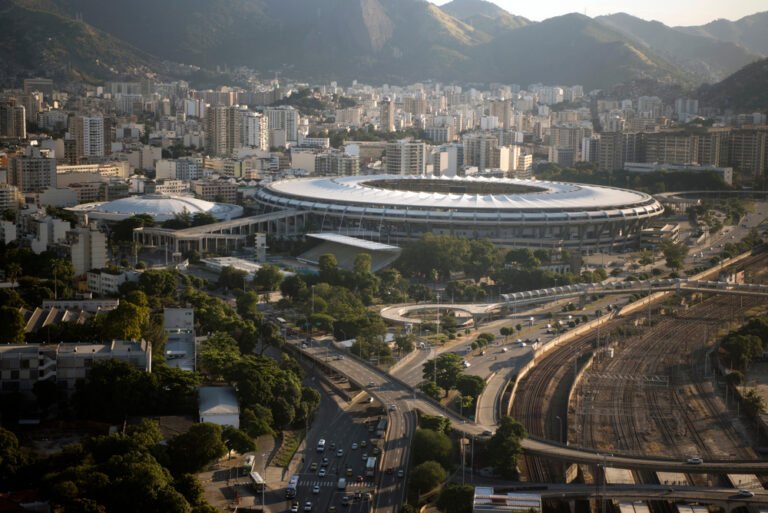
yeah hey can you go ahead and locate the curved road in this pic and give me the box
[295,341,768,476]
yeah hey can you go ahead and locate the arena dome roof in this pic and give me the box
[67,194,244,222]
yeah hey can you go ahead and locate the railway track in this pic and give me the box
[513,250,768,484]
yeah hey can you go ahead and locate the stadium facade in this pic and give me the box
[254,175,664,252]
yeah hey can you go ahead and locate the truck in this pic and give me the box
[286,475,299,498]
[365,457,377,478]
[337,477,347,490]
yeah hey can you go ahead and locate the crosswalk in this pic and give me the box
[299,481,371,488]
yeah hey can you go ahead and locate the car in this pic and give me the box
[301,343,308,349]
[397,469,404,478]
[367,397,374,403]
[367,381,375,388]
[360,440,367,448]
[330,442,336,449]
[356,475,364,482]
[310,462,318,471]
[368,424,375,432]
[385,467,393,475]
[304,502,313,512]
[364,493,373,501]
[334,355,344,360]
[351,442,358,450]
[346,467,353,477]
[337,449,344,457]
[737,489,755,497]
[501,347,508,353]
[291,503,299,513]
[372,447,380,455]
[389,404,397,411]
[480,350,486,356]
[318,468,327,477]
[313,485,321,494]
[362,452,368,461]
[321,457,329,467]
[328,507,337,513]
[341,496,351,506]
[686,457,703,465]
[462,361,471,368]
[482,430,494,436]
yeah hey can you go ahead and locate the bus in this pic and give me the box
[286,475,299,498]
[365,457,377,478]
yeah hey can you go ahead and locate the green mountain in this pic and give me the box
[0,0,155,83]
[676,12,768,57]
[596,13,760,83]
[3,0,729,88]
[698,57,768,111]
[440,0,530,36]
[464,13,692,89]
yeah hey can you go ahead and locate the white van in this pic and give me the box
[337,477,347,490]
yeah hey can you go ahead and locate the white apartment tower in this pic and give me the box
[74,116,105,160]
[240,110,269,151]
[264,106,299,145]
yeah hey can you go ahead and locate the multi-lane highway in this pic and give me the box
[294,339,768,475]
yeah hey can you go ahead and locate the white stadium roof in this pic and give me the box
[263,175,654,211]
[67,194,244,222]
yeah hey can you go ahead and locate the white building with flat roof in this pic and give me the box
[0,340,151,393]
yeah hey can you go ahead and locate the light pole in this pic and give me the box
[310,285,315,347]
[436,292,440,337]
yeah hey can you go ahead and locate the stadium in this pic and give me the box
[254,175,664,252]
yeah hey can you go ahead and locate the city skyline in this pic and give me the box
[428,0,765,27]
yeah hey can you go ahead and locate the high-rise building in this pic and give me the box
[8,147,57,192]
[239,110,268,151]
[204,106,240,157]
[595,132,625,172]
[729,128,768,178]
[645,132,697,165]
[489,100,512,129]
[0,103,27,139]
[264,106,299,145]
[380,98,395,133]
[385,140,427,175]
[73,116,105,161]
[463,133,499,172]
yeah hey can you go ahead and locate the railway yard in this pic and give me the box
[512,252,768,492]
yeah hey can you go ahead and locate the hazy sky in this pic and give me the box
[427,0,765,26]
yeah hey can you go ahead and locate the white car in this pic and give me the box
[336,449,344,457]
[351,442,358,450]
[313,485,321,494]
[388,404,397,411]
[304,502,313,512]
[462,361,471,368]
[318,468,327,477]
[737,489,755,497]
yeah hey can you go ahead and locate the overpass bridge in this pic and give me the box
[380,278,768,325]
[289,338,768,474]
